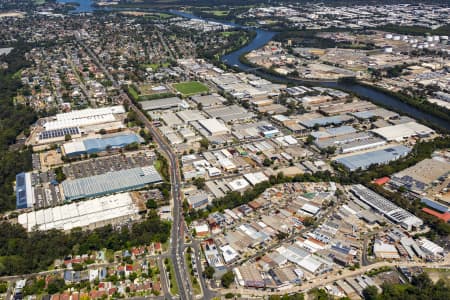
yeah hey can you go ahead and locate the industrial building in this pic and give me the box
[371,122,434,141]
[191,94,225,107]
[187,193,209,210]
[204,104,255,122]
[140,97,187,111]
[197,118,230,136]
[298,114,353,128]
[37,127,82,144]
[350,184,423,230]
[16,172,35,209]
[55,106,125,121]
[335,145,411,171]
[391,158,450,194]
[63,133,143,157]
[244,172,269,186]
[17,193,143,232]
[62,166,162,201]
[44,106,125,131]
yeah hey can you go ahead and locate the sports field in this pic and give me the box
[173,81,209,96]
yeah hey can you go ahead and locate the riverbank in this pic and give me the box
[237,52,450,132]
[357,81,450,124]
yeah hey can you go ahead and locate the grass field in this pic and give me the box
[142,62,170,72]
[209,10,230,17]
[127,85,139,101]
[173,81,209,96]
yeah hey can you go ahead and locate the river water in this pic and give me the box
[58,1,450,130]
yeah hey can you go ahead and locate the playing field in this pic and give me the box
[173,81,209,96]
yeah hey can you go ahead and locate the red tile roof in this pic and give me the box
[374,177,390,185]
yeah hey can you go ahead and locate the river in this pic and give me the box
[58,1,450,130]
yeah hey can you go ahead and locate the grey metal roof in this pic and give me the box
[62,166,162,201]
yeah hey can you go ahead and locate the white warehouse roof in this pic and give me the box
[56,105,125,121]
[244,172,269,186]
[371,122,434,141]
[198,118,230,136]
[17,193,138,232]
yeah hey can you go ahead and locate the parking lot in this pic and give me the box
[62,151,155,180]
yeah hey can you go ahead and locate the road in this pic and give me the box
[75,33,195,300]
[220,254,450,297]
[226,194,342,269]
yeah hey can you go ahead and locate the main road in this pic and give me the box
[76,34,193,300]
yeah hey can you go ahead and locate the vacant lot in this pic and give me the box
[173,81,209,96]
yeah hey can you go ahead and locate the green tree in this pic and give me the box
[362,285,378,300]
[47,278,66,294]
[203,266,215,279]
[221,271,235,288]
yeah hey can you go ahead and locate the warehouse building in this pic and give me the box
[244,172,269,186]
[350,184,423,230]
[204,104,255,122]
[16,172,35,209]
[191,94,225,107]
[17,193,142,232]
[390,158,450,194]
[44,114,117,131]
[37,127,82,144]
[44,106,125,131]
[335,145,411,171]
[62,166,162,201]
[55,106,125,121]
[299,114,353,128]
[141,97,187,111]
[187,193,209,210]
[371,122,434,141]
[63,133,143,157]
[198,118,230,136]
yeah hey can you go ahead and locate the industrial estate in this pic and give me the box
[0,1,449,300]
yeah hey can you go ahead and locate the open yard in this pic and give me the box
[173,81,209,96]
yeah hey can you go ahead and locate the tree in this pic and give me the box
[263,158,272,167]
[47,278,66,294]
[203,266,215,279]
[221,271,235,288]
[199,138,209,149]
[146,199,157,209]
[362,285,378,300]
[305,135,314,145]
[193,177,206,189]
[64,134,72,141]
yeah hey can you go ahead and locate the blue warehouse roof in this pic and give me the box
[16,172,27,209]
[83,134,142,154]
[335,145,411,171]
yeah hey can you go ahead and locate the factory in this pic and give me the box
[204,104,255,122]
[371,122,435,141]
[43,106,125,131]
[350,184,423,230]
[390,158,450,195]
[335,145,411,171]
[140,97,188,111]
[62,133,143,157]
[62,166,163,201]
[17,193,144,232]
[197,118,230,136]
[15,172,35,209]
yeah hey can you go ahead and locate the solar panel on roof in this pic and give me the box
[39,127,80,140]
